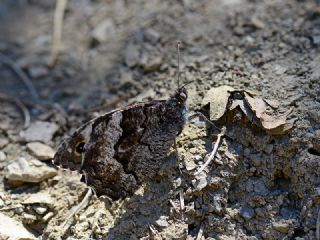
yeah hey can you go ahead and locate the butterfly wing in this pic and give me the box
[83,99,187,199]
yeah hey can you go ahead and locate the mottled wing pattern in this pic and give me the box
[83,99,186,199]
[53,87,187,199]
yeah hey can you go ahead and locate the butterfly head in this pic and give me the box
[53,124,92,171]
[173,86,188,105]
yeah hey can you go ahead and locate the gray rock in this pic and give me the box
[6,157,57,183]
[124,43,140,68]
[143,56,163,72]
[0,138,8,148]
[240,206,255,220]
[92,18,115,43]
[211,195,223,214]
[0,213,36,240]
[26,142,55,161]
[22,192,55,208]
[20,121,59,143]
[253,179,269,195]
[42,212,54,222]
[28,66,48,79]
[155,216,169,227]
[194,175,208,190]
[22,213,37,224]
[144,28,160,44]
[0,151,6,161]
[273,221,290,233]
[280,207,298,220]
[32,205,47,215]
[310,35,320,45]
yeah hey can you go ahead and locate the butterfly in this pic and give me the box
[53,86,188,199]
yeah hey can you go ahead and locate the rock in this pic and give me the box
[0,151,6,161]
[143,56,163,72]
[144,28,160,44]
[91,18,115,43]
[280,207,298,220]
[22,213,37,224]
[194,175,208,190]
[28,66,48,79]
[124,43,140,68]
[6,157,57,183]
[211,195,223,214]
[310,35,320,45]
[23,192,55,208]
[20,121,59,143]
[253,179,269,196]
[0,138,8,148]
[0,213,36,240]
[208,176,223,188]
[155,216,169,227]
[161,222,188,240]
[273,221,290,233]
[26,142,55,161]
[42,212,54,222]
[185,159,197,171]
[250,16,265,29]
[240,206,255,220]
[32,205,47,215]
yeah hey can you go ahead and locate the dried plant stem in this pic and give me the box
[89,95,130,112]
[316,208,320,240]
[0,53,39,100]
[49,0,68,67]
[179,189,185,219]
[62,187,93,228]
[0,93,31,128]
[194,128,225,175]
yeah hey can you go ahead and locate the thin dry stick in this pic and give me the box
[89,95,130,112]
[0,93,31,128]
[179,189,185,219]
[62,187,93,228]
[195,223,204,240]
[0,53,39,100]
[194,128,225,176]
[49,0,68,67]
[316,208,320,240]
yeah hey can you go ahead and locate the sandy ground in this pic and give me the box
[0,0,319,239]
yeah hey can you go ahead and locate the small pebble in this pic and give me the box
[27,142,55,161]
[0,151,6,161]
[240,206,255,220]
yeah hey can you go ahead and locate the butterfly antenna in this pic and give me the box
[177,41,181,88]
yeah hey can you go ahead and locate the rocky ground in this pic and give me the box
[0,0,319,239]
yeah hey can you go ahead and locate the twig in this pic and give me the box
[0,53,39,100]
[49,0,68,67]
[189,112,220,131]
[194,127,225,175]
[317,208,320,240]
[179,189,185,219]
[89,95,129,112]
[195,223,204,240]
[61,187,93,228]
[0,93,31,128]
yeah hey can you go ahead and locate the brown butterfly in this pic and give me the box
[53,42,187,199]
[53,86,187,199]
